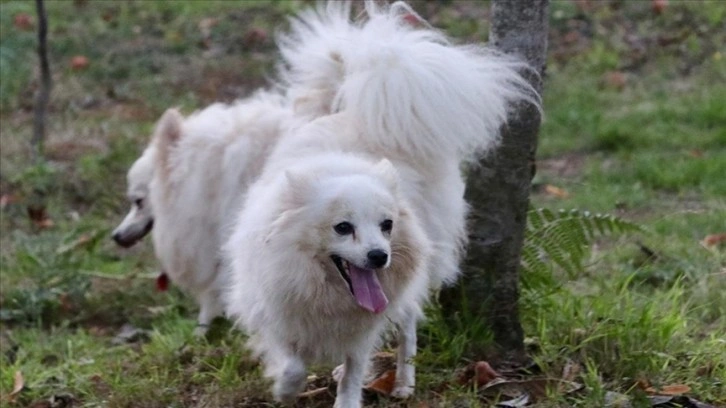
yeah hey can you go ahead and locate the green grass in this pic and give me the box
[1,0,725,406]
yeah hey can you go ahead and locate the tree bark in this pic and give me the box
[32,0,51,163]
[439,0,549,363]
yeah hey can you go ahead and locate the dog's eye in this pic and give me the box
[380,219,393,233]
[135,199,143,209]
[334,222,354,235]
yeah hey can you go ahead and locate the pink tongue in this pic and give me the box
[348,264,388,314]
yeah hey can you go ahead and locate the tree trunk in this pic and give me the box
[32,0,51,163]
[439,0,549,363]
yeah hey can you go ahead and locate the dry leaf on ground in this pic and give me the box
[457,360,502,387]
[9,370,24,401]
[27,205,54,229]
[13,13,34,30]
[364,369,396,395]
[71,55,90,71]
[652,0,668,15]
[645,383,691,395]
[602,71,627,90]
[243,28,267,48]
[544,184,570,198]
[701,233,726,248]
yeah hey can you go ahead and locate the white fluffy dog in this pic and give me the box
[224,1,539,407]
[121,91,295,332]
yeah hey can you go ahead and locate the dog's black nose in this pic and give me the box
[112,231,134,248]
[367,249,388,268]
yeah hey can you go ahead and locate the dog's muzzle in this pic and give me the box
[112,219,153,248]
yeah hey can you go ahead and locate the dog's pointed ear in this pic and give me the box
[373,159,398,192]
[154,108,183,146]
[285,170,315,208]
[153,108,184,178]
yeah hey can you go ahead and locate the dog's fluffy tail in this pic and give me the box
[278,1,541,162]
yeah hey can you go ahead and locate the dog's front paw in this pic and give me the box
[390,384,414,399]
[273,359,307,404]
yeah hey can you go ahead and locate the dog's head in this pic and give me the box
[281,158,409,314]
[112,109,184,248]
[112,146,155,248]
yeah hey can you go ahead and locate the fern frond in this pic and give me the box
[521,208,643,281]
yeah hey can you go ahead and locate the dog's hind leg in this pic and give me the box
[193,289,224,337]
[391,311,417,399]
[335,350,369,408]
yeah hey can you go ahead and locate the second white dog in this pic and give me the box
[144,90,295,333]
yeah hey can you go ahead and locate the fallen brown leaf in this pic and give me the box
[646,383,691,395]
[563,30,580,44]
[544,184,570,199]
[474,361,501,387]
[13,13,34,30]
[364,369,396,395]
[9,370,24,401]
[243,28,267,48]
[457,360,502,388]
[602,71,627,90]
[27,205,54,229]
[652,0,668,14]
[635,376,651,390]
[701,233,726,248]
[688,149,704,158]
[71,55,90,71]
[100,8,115,22]
[58,293,75,312]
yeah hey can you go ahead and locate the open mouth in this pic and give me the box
[330,254,389,314]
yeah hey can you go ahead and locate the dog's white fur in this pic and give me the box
[112,146,156,248]
[224,2,540,407]
[145,91,295,333]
